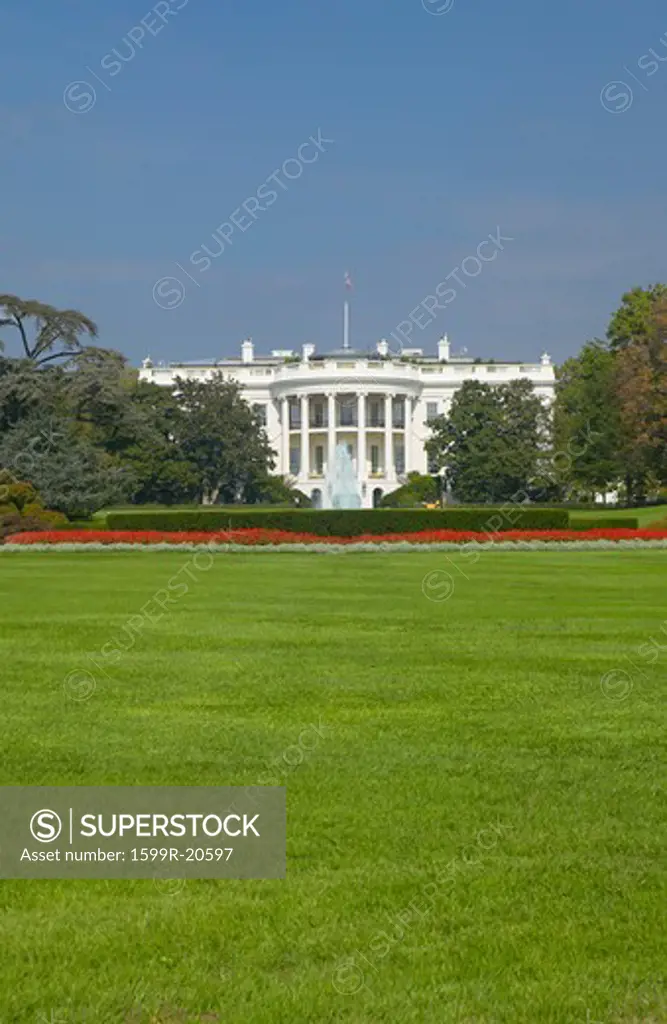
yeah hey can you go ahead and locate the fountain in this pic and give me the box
[325,443,362,509]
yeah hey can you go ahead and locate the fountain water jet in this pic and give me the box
[325,443,362,509]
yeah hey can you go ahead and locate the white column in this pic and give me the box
[327,392,336,473]
[300,394,309,479]
[281,396,290,476]
[357,392,366,480]
[400,395,408,476]
[384,393,394,482]
[406,397,420,473]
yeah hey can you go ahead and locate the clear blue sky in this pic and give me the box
[2,0,666,365]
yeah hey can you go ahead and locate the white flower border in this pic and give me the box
[2,540,667,553]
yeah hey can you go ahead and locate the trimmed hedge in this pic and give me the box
[567,517,638,531]
[105,506,570,536]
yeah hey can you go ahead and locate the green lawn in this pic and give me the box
[569,505,667,527]
[1,551,665,1023]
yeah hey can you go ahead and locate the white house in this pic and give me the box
[138,336,556,508]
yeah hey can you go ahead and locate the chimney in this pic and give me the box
[241,338,254,363]
[302,343,315,362]
[377,339,389,357]
[438,335,450,362]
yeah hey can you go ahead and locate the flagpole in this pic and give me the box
[343,299,350,350]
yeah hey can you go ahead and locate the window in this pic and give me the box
[288,402,301,429]
[368,401,384,428]
[338,397,357,427]
[315,446,324,474]
[252,403,267,426]
[289,447,300,475]
[428,452,439,474]
[392,398,405,429]
[395,443,405,475]
[371,445,380,474]
[426,402,438,423]
[310,403,326,428]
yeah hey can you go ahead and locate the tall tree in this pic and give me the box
[426,379,548,503]
[122,380,200,505]
[172,373,274,504]
[615,338,667,496]
[606,284,667,352]
[0,294,98,365]
[64,347,140,453]
[0,357,64,431]
[553,341,622,499]
[606,285,667,497]
[0,412,132,517]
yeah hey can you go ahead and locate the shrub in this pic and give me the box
[567,517,638,530]
[1,480,39,512]
[0,513,62,542]
[21,502,69,527]
[106,506,570,536]
[380,474,440,508]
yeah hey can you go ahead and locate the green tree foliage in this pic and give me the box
[605,285,667,498]
[243,474,312,506]
[0,414,131,517]
[606,284,667,352]
[380,473,440,507]
[553,342,622,498]
[426,380,548,503]
[0,356,62,431]
[119,380,200,505]
[0,303,276,511]
[0,295,98,365]
[172,373,275,504]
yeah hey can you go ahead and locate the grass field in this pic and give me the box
[1,551,665,1023]
[569,506,667,527]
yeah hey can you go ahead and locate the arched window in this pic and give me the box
[372,488,383,508]
[311,488,322,509]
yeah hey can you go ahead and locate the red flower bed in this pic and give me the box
[5,527,667,546]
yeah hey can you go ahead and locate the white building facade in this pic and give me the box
[139,336,556,509]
